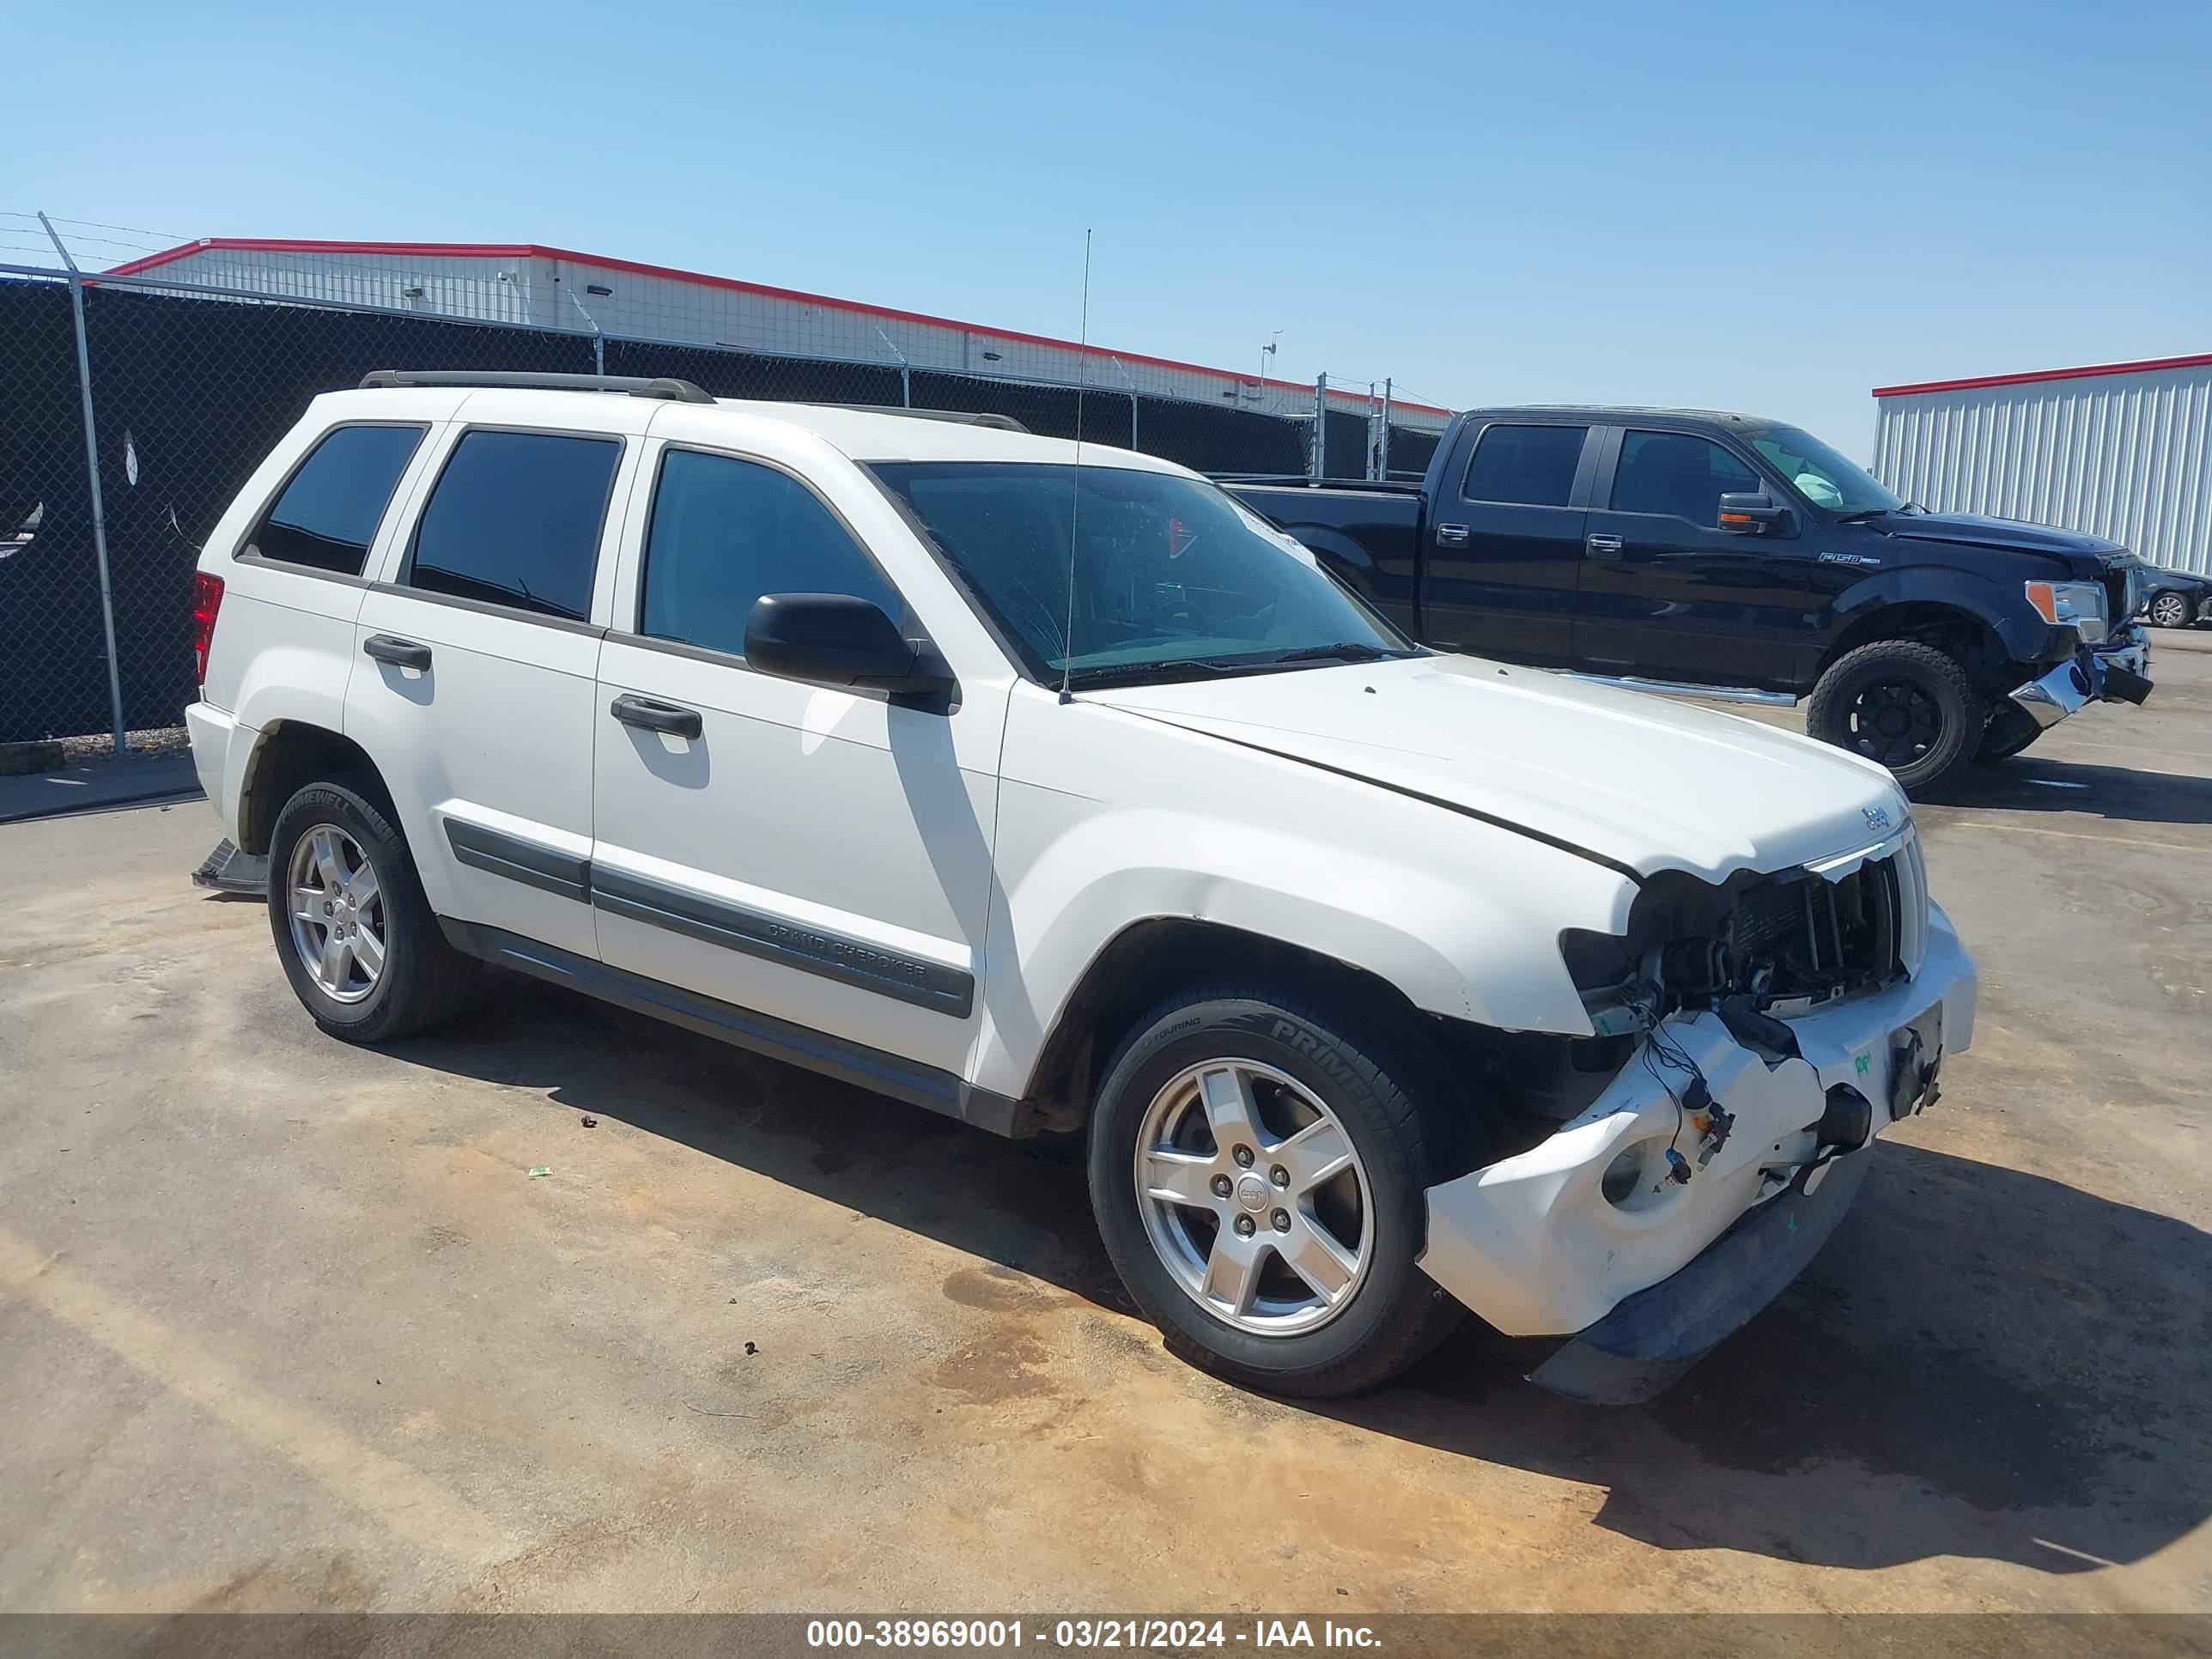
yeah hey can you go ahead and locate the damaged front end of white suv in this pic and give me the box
[1418,817,1976,1403]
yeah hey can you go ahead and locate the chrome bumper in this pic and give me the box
[2009,627,2153,730]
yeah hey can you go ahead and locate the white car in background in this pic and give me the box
[184,371,1975,1401]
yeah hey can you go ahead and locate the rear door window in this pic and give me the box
[406,429,622,621]
[247,424,425,575]
[1462,424,1588,507]
[1610,431,1761,528]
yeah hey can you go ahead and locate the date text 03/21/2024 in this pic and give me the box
[805,1620,1384,1650]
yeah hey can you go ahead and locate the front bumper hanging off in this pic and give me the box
[1416,903,1976,1403]
[2010,626,2153,730]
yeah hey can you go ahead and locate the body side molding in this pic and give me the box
[442,818,592,903]
[438,920,1022,1133]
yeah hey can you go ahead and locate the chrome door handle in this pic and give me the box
[1436,523,1470,547]
[1586,535,1625,558]
[609,693,703,740]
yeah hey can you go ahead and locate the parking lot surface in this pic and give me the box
[3,637,2208,1617]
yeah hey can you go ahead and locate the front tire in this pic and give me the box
[1086,984,1468,1398]
[1805,640,1982,796]
[268,777,479,1043]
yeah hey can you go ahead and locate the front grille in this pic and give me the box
[1727,851,1915,1011]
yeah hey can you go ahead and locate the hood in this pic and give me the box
[1091,655,1908,884]
[1874,508,2127,568]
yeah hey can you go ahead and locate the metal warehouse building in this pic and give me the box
[106,237,1451,446]
[1871,352,2212,574]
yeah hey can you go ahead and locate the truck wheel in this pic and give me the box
[1805,640,1981,796]
[267,777,479,1043]
[2147,590,2191,629]
[1974,699,2045,764]
[1086,984,1467,1398]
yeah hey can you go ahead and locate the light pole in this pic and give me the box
[1258,331,1282,404]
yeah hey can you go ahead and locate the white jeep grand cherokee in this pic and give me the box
[185,371,1976,1402]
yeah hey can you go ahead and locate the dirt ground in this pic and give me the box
[2,636,2207,1618]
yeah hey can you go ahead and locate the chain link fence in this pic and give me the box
[0,261,1448,745]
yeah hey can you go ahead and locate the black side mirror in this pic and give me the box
[744,593,953,701]
[1717,493,1792,536]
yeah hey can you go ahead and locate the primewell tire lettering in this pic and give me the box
[1269,1018,1358,1089]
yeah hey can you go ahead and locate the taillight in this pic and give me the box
[191,570,224,687]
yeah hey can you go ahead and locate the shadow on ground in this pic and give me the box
[1923,755,2212,825]
[387,970,2211,1577]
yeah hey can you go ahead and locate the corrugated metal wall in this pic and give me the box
[1871,362,2212,574]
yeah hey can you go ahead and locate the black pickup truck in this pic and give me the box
[1224,406,2152,793]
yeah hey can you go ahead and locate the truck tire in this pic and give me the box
[1086,983,1468,1398]
[1805,640,1982,796]
[1974,699,2045,764]
[267,776,479,1043]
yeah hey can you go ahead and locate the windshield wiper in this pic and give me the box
[1835,507,1894,523]
[1065,656,1278,690]
[1265,641,1401,665]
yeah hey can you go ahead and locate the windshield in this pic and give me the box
[1750,427,1904,515]
[870,462,1416,687]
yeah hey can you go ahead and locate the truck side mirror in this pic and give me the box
[1717,493,1792,536]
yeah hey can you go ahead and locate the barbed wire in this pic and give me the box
[0,210,187,264]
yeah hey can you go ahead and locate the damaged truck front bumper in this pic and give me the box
[1416,902,1976,1403]
[2011,625,2153,729]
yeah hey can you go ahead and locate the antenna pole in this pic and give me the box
[1058,229,1092,705]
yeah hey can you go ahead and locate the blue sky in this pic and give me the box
[10,0,2208,453]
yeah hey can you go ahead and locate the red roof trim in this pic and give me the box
[1872,351,2212,399]
[102,237,1453,416]
[103,238,541,275]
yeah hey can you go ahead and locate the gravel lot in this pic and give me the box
[2,636,2207,1617]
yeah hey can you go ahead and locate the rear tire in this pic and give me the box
[1974,699,2045,764]
[267,777,479,1043]
[1806,640,1982,796]
[1086,983,1469,1398]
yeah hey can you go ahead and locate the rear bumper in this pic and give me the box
[1417,903,1974,1389]
[2010,626,2153,729]
[183,701,241,840]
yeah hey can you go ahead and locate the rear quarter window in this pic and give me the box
[246,424,426,575]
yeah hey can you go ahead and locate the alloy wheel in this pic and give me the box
[1133,1060,1373,1335]
[2150,592,2189,628]
[287,824,386,1004]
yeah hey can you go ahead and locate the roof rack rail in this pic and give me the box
[359,369,714,404]
[815,404,1030,434]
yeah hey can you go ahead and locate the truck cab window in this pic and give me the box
[407,430,620,621]
[1611,431,1759,528]
[1462,424,1586,507]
